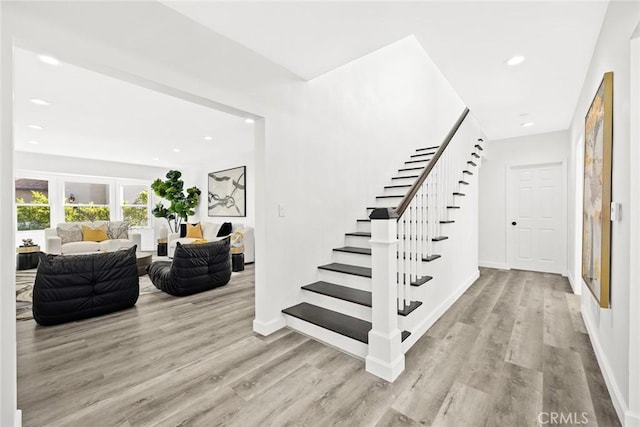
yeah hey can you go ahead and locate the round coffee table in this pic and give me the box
[136,252,153,276]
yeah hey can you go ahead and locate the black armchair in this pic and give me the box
[146,238,231,296]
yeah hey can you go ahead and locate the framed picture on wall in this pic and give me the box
[208,166,246,217]
[582,71,613,308]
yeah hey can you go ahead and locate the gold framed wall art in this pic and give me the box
[582,71,613,308]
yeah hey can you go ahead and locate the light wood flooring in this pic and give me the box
[17,266,620,426]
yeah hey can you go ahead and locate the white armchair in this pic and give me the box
[167,222,254,263]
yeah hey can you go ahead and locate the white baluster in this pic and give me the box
[397,217,404,311]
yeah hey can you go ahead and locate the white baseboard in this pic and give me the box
[582,310,627,425]
[252,316,286,336]
[567,271,582,295]
[401,269,480,353]
[15,410,22,427]
[478,260,510,270]
[626,411,640,426]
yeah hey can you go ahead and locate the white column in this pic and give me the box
[366,208,405,382]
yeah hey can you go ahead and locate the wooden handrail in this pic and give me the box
[395,107,470,217]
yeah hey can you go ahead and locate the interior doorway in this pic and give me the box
[507,162,565,274]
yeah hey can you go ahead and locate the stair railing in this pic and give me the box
[395,108,471,310]
[366,107,478,382]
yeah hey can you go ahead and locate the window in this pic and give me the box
[121,185,149,227]
[15,178,51,230]
[64,182,110,222]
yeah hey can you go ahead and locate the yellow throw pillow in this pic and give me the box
[186,223,204,239]
[82,224,109,242]
[191,239,208,245]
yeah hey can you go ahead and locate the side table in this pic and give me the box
[16,245,41,270]
[157,241,168,257]
[232,253,244,272]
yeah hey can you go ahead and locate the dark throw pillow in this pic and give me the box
[217,222,232,237]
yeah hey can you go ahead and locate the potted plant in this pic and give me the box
[151,170,201,233]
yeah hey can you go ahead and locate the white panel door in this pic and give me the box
[508,163,563,273]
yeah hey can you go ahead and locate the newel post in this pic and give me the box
[365,208,405,381]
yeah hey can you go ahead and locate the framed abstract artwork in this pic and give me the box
[208,166,246,217]
[582,71,613,308]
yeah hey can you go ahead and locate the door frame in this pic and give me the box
[505,160,568,275]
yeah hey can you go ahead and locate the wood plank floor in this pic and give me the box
[17,266,620,426]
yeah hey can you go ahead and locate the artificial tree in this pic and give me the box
[151,170,201,233]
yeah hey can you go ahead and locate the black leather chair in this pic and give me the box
[146,238,231,296]
[33,246,139,326]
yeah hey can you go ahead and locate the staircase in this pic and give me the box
[281,108,485,379]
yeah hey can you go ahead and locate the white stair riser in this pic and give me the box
[356,221,371,233]
[383,186,411,197]
[302,290,372,322]
[397,168,424,178]
[318,269,371,291]
[375,197,403,208]
[332,250,371,268]
[391,176,419,185]
[283,315,368,359]
[345,235,371,248]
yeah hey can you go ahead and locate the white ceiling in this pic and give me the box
[164,1,609,140]
[14,47,255,168]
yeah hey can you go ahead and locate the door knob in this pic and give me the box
[511,221,517,226]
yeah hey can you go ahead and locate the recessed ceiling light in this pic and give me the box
[521,122,534,127]
[27,140,39,145]
[173,148,181,153]
[505,55,526,66]
[203,136,213,141]
[38,55,60,66]
[30,98,50,106]
[244,118,255,124]
[28,124,43,130]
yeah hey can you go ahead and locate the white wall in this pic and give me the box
[566,2,640,424]
[0,4,19,426]
[479,130,569,271]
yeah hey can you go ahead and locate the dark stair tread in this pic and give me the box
[440,220,455,224]
[475,144,484,151]
[467,161,477,166]
[346,232,372,237]
[376,195,403,199]
[318,263,371,278]
[447,206,461,209]
[384,184,412,189]
[302,281,371,307]
[453,192,466,196]
[472,152,480,158]
[424,254,442,262]
[399,166,425,172]
[405,159,430,164]
[333,246,372,255]
[398,301,423,315]
[417,145,439,151]
[411,152,436,158]
[463,170,473,175]
[392,175,419,180]
[432,236,449,241]
[459,181,470,185]
[282,303,410,343]
[301,281,422,315]
[397,273,433,286]
[357,219,371,223]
